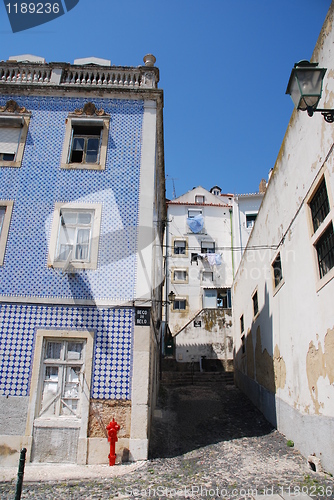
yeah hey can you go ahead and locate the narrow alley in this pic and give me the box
[0,374,333,499]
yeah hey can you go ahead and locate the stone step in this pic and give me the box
[161,371,234,386]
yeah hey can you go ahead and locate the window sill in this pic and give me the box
[48,261,97,271]
[61,162,106,171]
[0,160,21,168]
[253,311,259,321]
[34,417,81,428]
[273,279,285,297]
[315,266,334,292]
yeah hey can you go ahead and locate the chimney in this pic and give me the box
[259,179,267,193]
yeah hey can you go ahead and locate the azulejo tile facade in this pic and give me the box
[0,304,133,399]
[0,95,143,301]
[0,56,165,465]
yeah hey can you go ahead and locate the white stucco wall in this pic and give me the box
[232,194,264,274]
[232,3,334,474]
[167,187,233,336]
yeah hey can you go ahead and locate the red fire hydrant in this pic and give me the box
[106,418,120,466]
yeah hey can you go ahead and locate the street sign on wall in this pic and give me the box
[135,307,151,326]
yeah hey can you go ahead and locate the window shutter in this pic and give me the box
[0,128,21,154]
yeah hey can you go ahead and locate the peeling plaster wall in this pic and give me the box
[174,309,233,368]
[232,2,334,474]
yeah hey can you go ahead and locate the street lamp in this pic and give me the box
[286,60,334,122]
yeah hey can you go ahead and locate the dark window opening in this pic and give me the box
[240,314,244,334]
[246,214,257,229]
[273,253,283,288]
[191,253,199,265]
[201,241,215,253]
[316,223,334,279]
[0,153,15,161]
[252,291,258,317]
[309,178,330,233]
[70,125,102,164]
[173,299,186,311]
[173,240,186,255]
[241,335,245,354]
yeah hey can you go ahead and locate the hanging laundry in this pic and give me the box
[187,214,204,233]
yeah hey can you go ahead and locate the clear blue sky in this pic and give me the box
[0,0,332,198]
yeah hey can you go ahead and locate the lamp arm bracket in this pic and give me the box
[307,107,334,123]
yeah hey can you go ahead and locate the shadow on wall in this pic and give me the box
[234,282,286,428]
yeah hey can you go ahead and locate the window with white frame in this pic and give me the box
[172,269,188,283]
[188,208,202,219]
[246,213,257,229]
[0,113,30,168]
[201,241,215,253]
[39,339,85,418]
[173,239,186,256]
[57,209,94,262]
[307,174,334,284]
[195,195,205,204]
[48,203,102,270]
[61,112,109,171]
[0,201,13,266]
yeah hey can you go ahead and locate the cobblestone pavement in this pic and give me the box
[0,380,333,499]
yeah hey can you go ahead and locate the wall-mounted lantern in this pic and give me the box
[286,60,334,122]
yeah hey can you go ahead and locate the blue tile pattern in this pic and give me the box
[0,95,143,301]
[0,303,133,399]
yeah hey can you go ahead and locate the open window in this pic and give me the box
[0,201,14,265]
[61,104,109,171]
[246,213,257,229]
[203,288,231,309]
[48,202,102,270]
[252,290,259,318]
[272,252,284,292]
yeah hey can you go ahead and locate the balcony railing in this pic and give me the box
[0,66,52,84]
[0,63,158,89]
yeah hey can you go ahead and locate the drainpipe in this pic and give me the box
[229,209,235,279]
[165,216,169,328]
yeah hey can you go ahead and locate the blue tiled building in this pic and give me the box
[0,54,165,464]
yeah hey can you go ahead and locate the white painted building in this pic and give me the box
[165,186,234,369]
[232,189,265,274]
[232,4,334,475]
